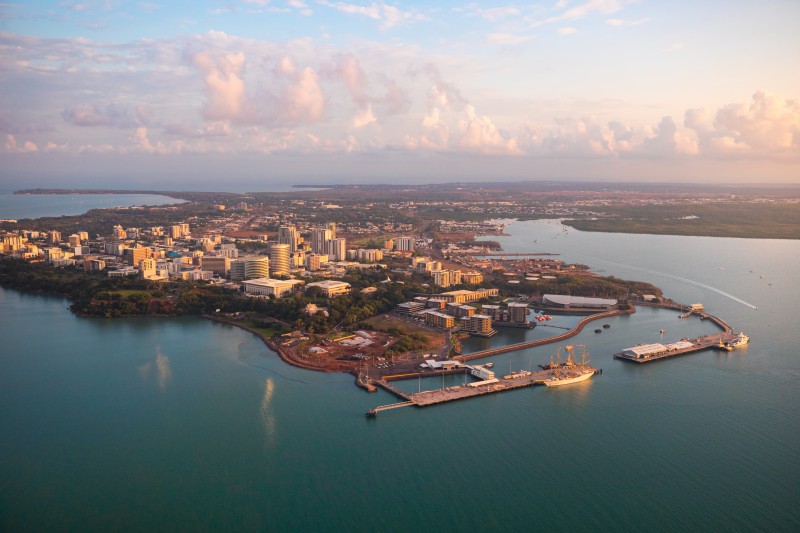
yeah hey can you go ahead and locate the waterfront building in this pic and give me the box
[507,302,531,324]
[242,278,305,298]
[462,314,495,337]
[424,310,455,329]
[269,244,291,277]
[306,280,351,298]
[542,294,617,309]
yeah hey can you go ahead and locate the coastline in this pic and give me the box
[201,314,337,373]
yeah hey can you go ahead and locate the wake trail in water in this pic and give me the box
[561,249,759,309]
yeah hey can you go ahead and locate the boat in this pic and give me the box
[594,329,602,333]
[484,362,494,368]
[728,332,749,348]
[541,369,594,387]
[603,324,610,329]
[538,345,596,387]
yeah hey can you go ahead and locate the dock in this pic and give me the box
[613,333,740,363]
[367,366,599,416]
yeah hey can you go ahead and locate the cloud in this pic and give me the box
[665,43,684,52]
[460,105,519,154]
[61,103,149,128]
[316,1,425,30]
[190,49,249,122]
[281,66,325,123]
[4,133,39,153]
[352,105,376,128]
[685,91,800,157]
[558,27,578,35]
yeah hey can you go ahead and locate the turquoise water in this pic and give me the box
[0,190,184,219]
[1,220,799,531]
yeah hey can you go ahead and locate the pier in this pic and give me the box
[614,332,740,363]
[457,308,629,362]
[367,366,599,416]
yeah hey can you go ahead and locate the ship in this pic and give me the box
[537,345,595,387]
[541,368,594,387]
[727,332,749,348]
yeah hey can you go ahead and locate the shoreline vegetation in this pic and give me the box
[9,184,799,240]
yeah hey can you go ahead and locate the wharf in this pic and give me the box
[367,366,598,416]
[614,333,739,363]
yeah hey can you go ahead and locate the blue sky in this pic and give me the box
[1,1,799,188]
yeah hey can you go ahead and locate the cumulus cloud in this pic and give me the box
[4,134,38,153]
[460,105,519,154]
[352,105,376,128]
[281,66,325,123]
[684,91,800,157]
[191,50,249,122]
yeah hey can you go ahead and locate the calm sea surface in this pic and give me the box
[0,189,185,220]
[1,219,799,531]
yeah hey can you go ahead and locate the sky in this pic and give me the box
[1,0,799,189]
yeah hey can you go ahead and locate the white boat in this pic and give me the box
[542,369,594,387]
[728,332,749,348]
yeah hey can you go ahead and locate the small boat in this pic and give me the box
[602,324,610,329]
[594,329,602,333]
[484,362,494,368]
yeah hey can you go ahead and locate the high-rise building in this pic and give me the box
[269,244,291,277]
[113,225,127,240]
[326,222,336,240]
[396,236,414,251]
[326,238,346,262]
[68,234,81,247]
[48,231,61,244]
[278,225,300,252]
[230,259,246,281]
[78,231,89,241]
[244,256,270,280]
[311,228,332,254]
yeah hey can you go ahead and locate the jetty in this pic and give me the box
[456,308,628,362]
[367,365,600,417]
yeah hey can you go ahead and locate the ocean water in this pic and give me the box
[1,220,798,531]
[0,189,185,220]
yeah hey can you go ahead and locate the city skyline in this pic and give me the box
[2,0,799,188]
